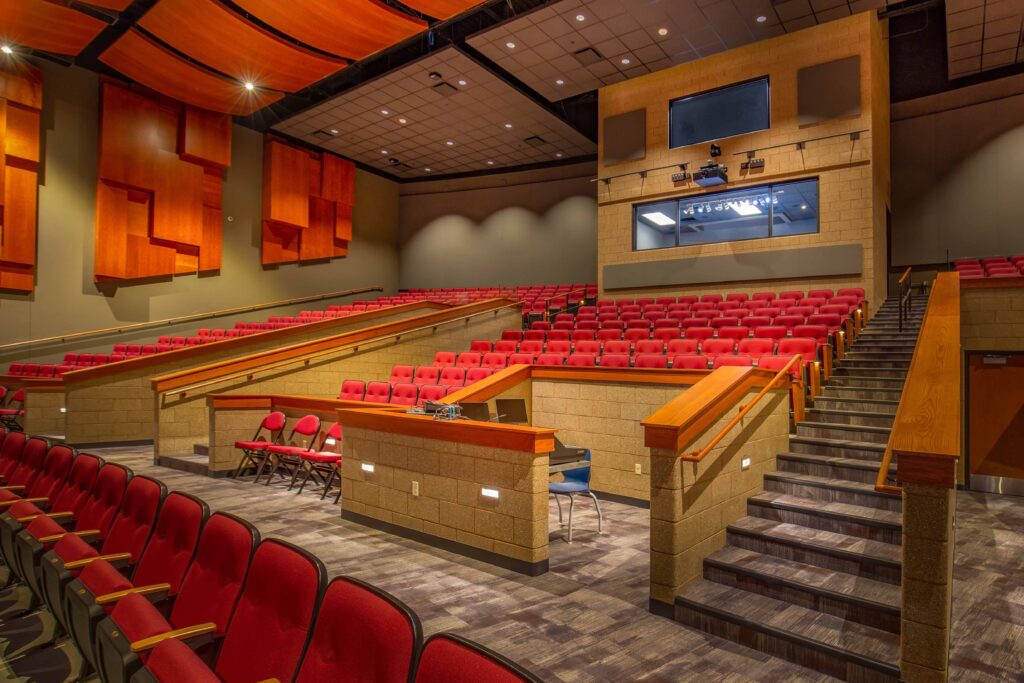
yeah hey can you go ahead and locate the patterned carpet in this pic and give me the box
[85,447,1022,682]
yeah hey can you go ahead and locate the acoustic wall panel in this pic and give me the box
[261,137,354,265]
[602,108,646,166]
[0,64,42,293]
[797,56,861,127]
[94,81,230,282]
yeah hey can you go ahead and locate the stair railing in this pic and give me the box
[897,267,912,332]
[684,355,801,461]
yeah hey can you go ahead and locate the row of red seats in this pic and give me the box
[501,323,834,345]
[0,429,539,683]
[591,287,865,308]
[341,381,461,406]
[953,256,1024,279]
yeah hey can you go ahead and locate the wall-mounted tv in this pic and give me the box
[669,77,770,149]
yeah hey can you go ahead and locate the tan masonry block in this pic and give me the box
[439,501,475,533]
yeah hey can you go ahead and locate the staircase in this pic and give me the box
[674,295,928,682]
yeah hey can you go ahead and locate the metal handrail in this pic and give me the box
[898,267,912,332]
[683,355,801,462]
[0,286,384,353]
[165,299,523,398]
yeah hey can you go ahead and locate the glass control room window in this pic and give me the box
[632,178,819,251]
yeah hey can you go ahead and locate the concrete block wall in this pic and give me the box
[648,389,789,606]
[531,380,686,501]
[23,391,64,438]
[161,308,521,463]
[62,306,425,445]
[961,287,1024,351]
[341,427,549,567]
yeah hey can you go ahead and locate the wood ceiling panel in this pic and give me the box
[81,0,132,9]
[139,0,344,93]
[400,0,484,20]
[232,0,427,60]
[100,30,282,116]
[0,0,107,56]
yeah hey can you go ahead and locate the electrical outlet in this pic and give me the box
[634,463,642,475]
[411,481,420,497]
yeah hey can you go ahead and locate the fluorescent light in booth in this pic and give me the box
[731,203,762,216]
[641,211,675,226]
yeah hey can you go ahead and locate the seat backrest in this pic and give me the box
[414,633,541,683]
[214,540,327,682]
[391,383,419,406]
[456,352,482,369]
[469,340,492,354]
[534,354,564,366]
[774,315,804,330]
[634,340,664,355]
[546,341,570,355]
[701,339,735,356]
[603,340,630,355]
[714,354,753,368]
[414,366,440,386]
[599,354,630,368]
[666,339,699,355]
[290,415,322,442]
[433,352,456,368]
[339,380,365,401]
[165,512,259,633]
[778,337,817,358]
[0,430,27,479]
[50,453,103,515]
[652,327,681,342]
[129,492,208,593]
[566,354,596,367]
[684,327,714,341]
[794,325,828,344]
[99,475,165,557]
[465,367,492,383]
[672,354,709,370]
[482,353,508,370]
[738,339,774,357]
[757,354,803,378]
[417,385,447,406]
[389,365,414,384]
[519,340,543,355]
[27,444,75,499]
[493,340,518,354]
[717,326,750,341]
[365,382,393,404]
[6,436,49,489]
[595,329,621,343]
[259,411,287,439]
[439,367,466,387]
[635,354,668,369]
[295,577,421,683]
[499,330,522,342]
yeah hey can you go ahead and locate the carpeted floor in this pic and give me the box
[77,446,1023,682]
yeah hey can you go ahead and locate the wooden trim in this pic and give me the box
[152,299,514,393]
[888,272,961,490]
[531,366,709,385]
[642,366,779,452]
[130,623,217,653]
[898,267,912,286]
[960,276,1024,289]
[10,380,66,392]
[209,394,406,413]
[61,300,445,385]
[338,408,555,454]
[442,365,532,404]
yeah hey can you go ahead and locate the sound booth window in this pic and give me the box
[669,77,770,148]
[633,178,819,251]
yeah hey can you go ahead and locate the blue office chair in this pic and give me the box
[549,451,602,543]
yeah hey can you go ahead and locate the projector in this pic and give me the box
[693,162,728,187]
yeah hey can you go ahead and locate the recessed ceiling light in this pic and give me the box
[398,117,407,124]
[457,79,467,86]
[800,204,808,210]
[380,109,389,115]
[0,45,13,55]
[424,167,432,172]
[506,41,516,49]
[620,58,631,65]
[575,14,585,21]
[504,123,513,129]
[555,79,565,85]
[641,212,675,226]
[555,152,564,158]
[446,140,455,146]
[243,81,255,91]
[380,149,388,154]
[329,129,339,135]
[487,160,495,165]
[756,15,767,23]
[658,28,668,36]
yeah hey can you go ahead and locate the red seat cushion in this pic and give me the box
[9,499,44,518]
[300,452,340,464]
[145,638,220,683]
[53,532,99,563]
[415,636,530,683]
[266,444,307,455]
[0,489,20,503]
[110,592,173,643]
[26,514,67,540]
[79,558,132,599]
[233,441,273,450]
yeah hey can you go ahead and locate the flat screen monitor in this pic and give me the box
[459,402,491,422]
[495,399,529,425]
[669,77,770,149]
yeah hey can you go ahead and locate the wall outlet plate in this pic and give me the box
[412,481,420,496]
[634,463,642,475]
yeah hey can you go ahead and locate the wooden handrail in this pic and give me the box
[898,267,912,286]
[684,355,799,462]
[157,299,521,397]
[0,286,383,352]
[875,272,961,493]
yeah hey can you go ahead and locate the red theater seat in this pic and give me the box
[535,354,564,366]
[546,341,571,357]
[624,328,649,345]
[567,354,596,367]
[667,339,699,356]
[433,352,456,368]
[500,330,522,342]
[494,340,518,355]
[519,340,543,355]
[456,352,482,369]
[574,340,601,355]
[439,367,466,387]
[414,633,542,683]
[465,368,492,384]
[603,340,630,356]
[634,340,665,356]
[391,383,419,406]
[652,327,681,342]
[701,339,735,360]
[794,325,829,344]
[739,339,774,360]
[684,327,714,342]
[339,380,365,401]
[470,340,493,354]
[414,366,440,386]
[418,385,447,406]
[389,365,414,384]
[718,326,750,341]
[758,354,803,379]
[635,354,668,369]
[508,353,535,365]
[714,354,753,368]
[482,353,508,372]
[596,329,622,344]
[365,382,393,404]
[673,355,709,370]
[599,354,630,368]
[778,338,818,368]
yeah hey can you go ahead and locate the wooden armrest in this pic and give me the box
[257,679,282,683]
[18,510,72,523]
[0,497,47,508]
[37,528,100,544]
[95,582,171,606]
[130,623,217,653]
[0,485,25,492]
[64,551,131,570]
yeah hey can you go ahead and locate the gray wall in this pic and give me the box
[0,62,400,351]
[892,79,1024,266]
[398,164,598,289]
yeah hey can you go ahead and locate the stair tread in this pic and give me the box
[750,491,902,528]
[798,420,892,434]
[764,471,900,499]
[813,397,900,405]
[705,545,901,610]
[805,407,895,419]
[789,435,886,451]
[778,451,895,472]
[729,516,902,567]
[676,581,900,667]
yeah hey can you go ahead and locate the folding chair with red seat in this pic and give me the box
[635,354,668,369]
[293,423,344,500]
[567,354,596,367]
[93,512,259,683]
[602,340,631,356]
[0,389,26,430]
[717,326,750,342]
[55,492,208,678]
[126,539,327,683]
[456,352,482,369]
[599,354,630,368]
[389,365,414,385]
[482,353,508,372]
[701,339,735,360]
[433,352,456,368]
[465,368,493,384]
[673,355,710,369]
[714,354,753,368]
[414,633,543,683]
[390,383,420,407]
[470,340,493,354]
[261,415,322,487]
[339,380,365,401]
[231,411,286,479]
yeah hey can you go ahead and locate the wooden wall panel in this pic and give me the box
[0,64,41,293]
[0,0,107,56]
[261,136,355,265]
[100,30,282,116]
[95,81,231,282]
[139,0,344,93]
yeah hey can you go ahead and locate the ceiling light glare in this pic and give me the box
[398,117,407,124]
[446,140,455,146]
[756,15,767,23]
[0,45,13,55]
[555,79,565,85]
[458,79,467,86]
[506,41,516,49]
[243,81,255,91]
[575,14,585,21]
[621,58,631,65]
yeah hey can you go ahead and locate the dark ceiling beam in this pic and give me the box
[75,0,160,67]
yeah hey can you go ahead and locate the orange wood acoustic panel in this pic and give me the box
[232,0,426,60]
[94,81,230,282]
[968,354,1024,480]
[100,30,282,116]
[399,0,484,19]
[0,63,42,292]
[0,0,107,56]
[139,0,345,93]
[261,137,353,265]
